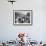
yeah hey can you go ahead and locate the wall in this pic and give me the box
[0,0,46,42]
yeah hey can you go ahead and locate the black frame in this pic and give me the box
[13,10,33,26]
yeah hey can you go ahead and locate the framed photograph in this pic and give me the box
[13,10,33,25]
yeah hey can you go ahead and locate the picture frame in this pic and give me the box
[13,10,33,26]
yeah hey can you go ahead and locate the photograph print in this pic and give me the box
[13,10,32,25]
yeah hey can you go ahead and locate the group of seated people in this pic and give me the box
[15,12,30,23]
